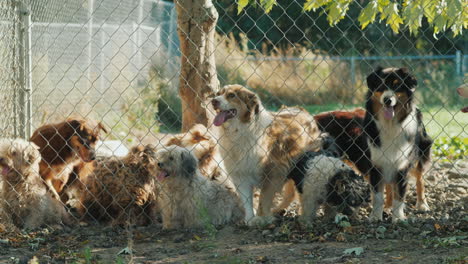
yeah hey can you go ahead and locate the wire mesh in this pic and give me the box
[0,0,21,138]
[0,0,466,240]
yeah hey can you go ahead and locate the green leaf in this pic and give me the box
[304,0,332,12]
[421,0,438,23]
[402,0,423,35]
[358,1,379,29]
[237,0,249,14]
[381,3,403,33]
[343,247,364,256]
[327,0,352,25]
[260,0,277,13]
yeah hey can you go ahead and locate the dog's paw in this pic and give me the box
[391,215,408,223]
[416,201,430,212]
[247,216,275,227]
[368,211,383,222]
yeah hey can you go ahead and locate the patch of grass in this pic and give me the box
[195,198,218,239]
[433,136,468,161]
[423,236,467,249]
[421,106,467,138]
[443,255,468,264]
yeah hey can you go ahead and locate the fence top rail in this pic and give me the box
[230,54,463,61]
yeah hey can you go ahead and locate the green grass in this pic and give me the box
[421,106,467,139]
[270,103,467,140]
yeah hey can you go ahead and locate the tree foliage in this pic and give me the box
[238,0,468,36]
[216,0,464,56]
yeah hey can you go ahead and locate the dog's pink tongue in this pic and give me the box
[1,166,9,176]
[157,171,168,182]
[213,111,228,126]
[383,106,395,120]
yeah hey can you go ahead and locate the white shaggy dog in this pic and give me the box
[210,85,321,224]
[0,138,74,229]
[156,145,245,229]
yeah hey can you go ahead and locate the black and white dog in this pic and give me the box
[364,67,432,222]
[287,135,370,223]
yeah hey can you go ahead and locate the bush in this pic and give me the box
[433,136,468,162]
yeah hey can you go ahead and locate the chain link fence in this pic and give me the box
[0,0,467,249]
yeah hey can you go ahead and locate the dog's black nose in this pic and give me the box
[211,99,220,109]
[158,162,163,168]
[383,96,393,106]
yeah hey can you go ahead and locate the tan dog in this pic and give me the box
[0,138,74,229]
[210,85,321,224]
[78,145,159,226]
[30,118,107,201]
[156,145,245,229]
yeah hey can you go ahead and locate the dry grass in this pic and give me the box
[215,34,367,107]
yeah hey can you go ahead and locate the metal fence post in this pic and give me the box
[17,0,32,139]
[350,56,355,89]
[455,50,462,77]
[88,0,94,90]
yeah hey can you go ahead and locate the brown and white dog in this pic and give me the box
[0,138,74,229]
[210,85,321,224]
[457,84,468,112]
[30,118,107,200]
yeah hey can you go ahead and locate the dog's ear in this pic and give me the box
[396,67,417,91]
[366,66,384,90]
[130,145,145,155]
[140,145,157,164]
[67,119,83,132]
[241,93,260,123]
[98,122,108,134]
[180,150,197,178]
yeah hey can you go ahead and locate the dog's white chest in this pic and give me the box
[369,113,418,182]
[217,117,270,186]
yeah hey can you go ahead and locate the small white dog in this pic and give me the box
[287,152,369,223]
[0,138,74,229]
[156,145,245,229]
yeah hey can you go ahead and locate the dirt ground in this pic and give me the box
[0,161,466,264]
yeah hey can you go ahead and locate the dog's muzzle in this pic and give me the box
[212,99,220,110]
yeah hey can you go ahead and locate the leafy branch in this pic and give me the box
[237,0,468,36]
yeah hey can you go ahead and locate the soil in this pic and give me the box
[0,161,466,264]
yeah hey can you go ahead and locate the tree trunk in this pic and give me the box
[175,0,219,132]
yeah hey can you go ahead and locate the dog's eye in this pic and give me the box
[227,93,235,99]
[169,156,174,161]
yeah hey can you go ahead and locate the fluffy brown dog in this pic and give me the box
[30,118,107,201]
[157,145,245,229]
[0,138,74,229]
[78,145,159,225]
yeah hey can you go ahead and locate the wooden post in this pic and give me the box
[175,0,219,132]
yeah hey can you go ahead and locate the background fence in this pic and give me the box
[0,0,180,141]
[0,0,466,230]
[0,0,466,140]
